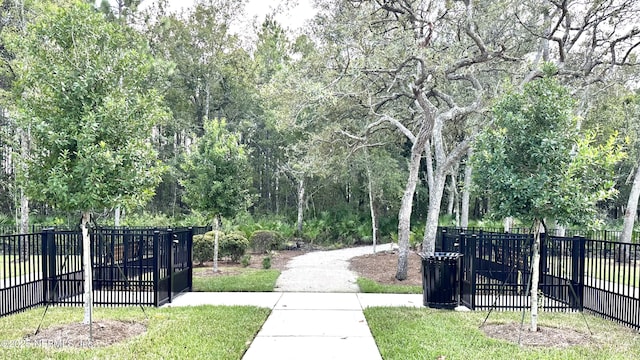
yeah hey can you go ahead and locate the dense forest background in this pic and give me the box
[1,0,639,253]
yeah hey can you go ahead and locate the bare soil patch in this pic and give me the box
[195,250,304,276]
[482,322,592,348]
[25,320,146,348]
[349,250,423,286]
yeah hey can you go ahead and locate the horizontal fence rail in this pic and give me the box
[440,227,640,330]
[448,227,640,244]
[0,226,208,318]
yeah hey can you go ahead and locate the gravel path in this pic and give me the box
[275,243,394,292]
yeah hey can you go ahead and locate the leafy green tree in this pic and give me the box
[143,0,256,216]
[180,118,252,272]
[7,0,167,325]
[0,0,33,246]
[474,74,624,331]
[584,90,640,256]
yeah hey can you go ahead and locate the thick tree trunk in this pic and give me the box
[619,163,640,262]
[530,219,542,332]
[81,211,93,325]
[114,206,121,227]
[296,178,305,236]
[460,148,473,229]
[213,215,220,273]
[396,145,424,280]
[422,170,447,253]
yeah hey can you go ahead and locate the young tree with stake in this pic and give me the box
[8,1,167,326]
[181,118,252,272]
[474,72,624,331]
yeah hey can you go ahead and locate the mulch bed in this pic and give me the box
[482,322,592,348]
[194,249,305,276]
[349,250,423,286]
[25,320,146,348]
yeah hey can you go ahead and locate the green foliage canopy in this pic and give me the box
[474,76,625,226]
[7,1,167,213]
[181,118,252,220]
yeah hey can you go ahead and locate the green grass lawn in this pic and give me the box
[1,255,38,279]
[1,255,83,280]
[584,257,640,288]
[357,277,422,294]
[365,307,640,360]
[0,305,269,359]
[192,267,280,292]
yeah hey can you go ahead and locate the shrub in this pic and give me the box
[240,254,251,267]
[220,232,249,262]
[250,230,283,253]
[262,256,271,269]
[192,231,224,265]
[193,234,214,265]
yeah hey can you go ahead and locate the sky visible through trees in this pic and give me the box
[0,0,638,258]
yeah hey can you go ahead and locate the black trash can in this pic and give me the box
[420,252,462,309]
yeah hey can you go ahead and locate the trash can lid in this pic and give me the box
[419,252,463,260]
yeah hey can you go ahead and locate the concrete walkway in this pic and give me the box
[275,243,394,292]
[166,292,423,360]
[165,244,421,359]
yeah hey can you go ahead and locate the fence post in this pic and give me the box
[458,232,466,305]
[469,234,477,309]
[440,228,447,252]
[152,230,160,307]
[123,228,130,280]
[41,228,56,303]
[187,227,194,291]
[167,228,174,303]
[540,232,548,278]
[571,236,585,310]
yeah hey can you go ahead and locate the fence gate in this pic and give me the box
[155,229,193,306]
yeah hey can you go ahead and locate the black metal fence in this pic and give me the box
[440,227,640,330]
[1,226,208,318]
[442,226,640,243]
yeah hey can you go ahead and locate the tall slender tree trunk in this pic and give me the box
[454,188,460,228]
[619,163,640,262]
[446,165,458,217]
[213,215,220,273]
[296,178,305,236]
[460,148,473,229]
[364,152,378,253]
[81,211,93,325]
[17,125,30,259]
[275,175,280,215]
[422,169,448,253]
[530,218,542,332]
[204,81,211,122]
